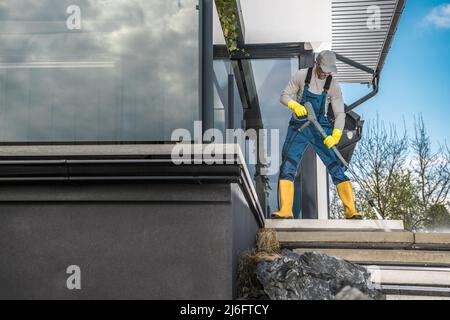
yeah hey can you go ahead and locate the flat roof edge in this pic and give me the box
[0,143,266,227]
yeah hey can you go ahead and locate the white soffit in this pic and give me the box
[214,0,332,47]
[239,0,331,45]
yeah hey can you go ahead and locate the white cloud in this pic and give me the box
[425,3,450,28]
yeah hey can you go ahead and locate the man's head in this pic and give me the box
[315,50,338,79]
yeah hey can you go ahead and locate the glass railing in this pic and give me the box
[0,0,199,143]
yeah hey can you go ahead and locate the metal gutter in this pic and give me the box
[345,75,379,113]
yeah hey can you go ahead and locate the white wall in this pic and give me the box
[214,0,332,51]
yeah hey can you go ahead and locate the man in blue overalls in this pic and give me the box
[272,50,362,220]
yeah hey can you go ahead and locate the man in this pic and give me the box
[272,50,362,220]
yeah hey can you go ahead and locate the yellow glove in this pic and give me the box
[324,129,343,149]
[288,100,307,118]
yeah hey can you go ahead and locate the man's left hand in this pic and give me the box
[324,129,343,149]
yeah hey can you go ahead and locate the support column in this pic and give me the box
[297,146,318,219]
[200,0,214,136]
[227,71,235,130]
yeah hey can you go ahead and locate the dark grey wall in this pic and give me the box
[230,184,260,297]
[0,181,260,300]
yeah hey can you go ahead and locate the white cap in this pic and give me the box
[316,50,338,74]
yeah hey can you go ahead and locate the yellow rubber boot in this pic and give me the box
[336,181,362,220]
[271,180,295,219]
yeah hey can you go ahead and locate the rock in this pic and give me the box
[335,286,372,300]
[236,289,270,300]
[255,254,331,300]
[254,249,380,300]
[236,251,274,300]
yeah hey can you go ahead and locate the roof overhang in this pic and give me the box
[214,0,406,85]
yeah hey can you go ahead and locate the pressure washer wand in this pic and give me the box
[303,102,384,221]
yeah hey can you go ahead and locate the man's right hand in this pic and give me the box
[288,100,308,118]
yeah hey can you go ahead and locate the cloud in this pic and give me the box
[425,3,450,28]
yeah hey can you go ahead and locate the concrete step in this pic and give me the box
[366,266,450,287]
[277,230,450,250]
[385,295,450,300]
[293,248,450,267]
[415,233,450,250]
[381,284,450,298]
[279,231,415,249]
[265,219,405,232]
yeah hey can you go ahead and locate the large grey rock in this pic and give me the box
[254,249,380,300]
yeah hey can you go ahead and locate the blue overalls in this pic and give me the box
[279,69,350,186]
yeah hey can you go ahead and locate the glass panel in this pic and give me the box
[252,58,298,214]
[213,60,228,134]
[0,0,199,142]
[213,59,244,134]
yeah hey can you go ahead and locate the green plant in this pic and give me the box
[215,0,245,54]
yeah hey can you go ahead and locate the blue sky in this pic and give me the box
[341,0,450,149]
